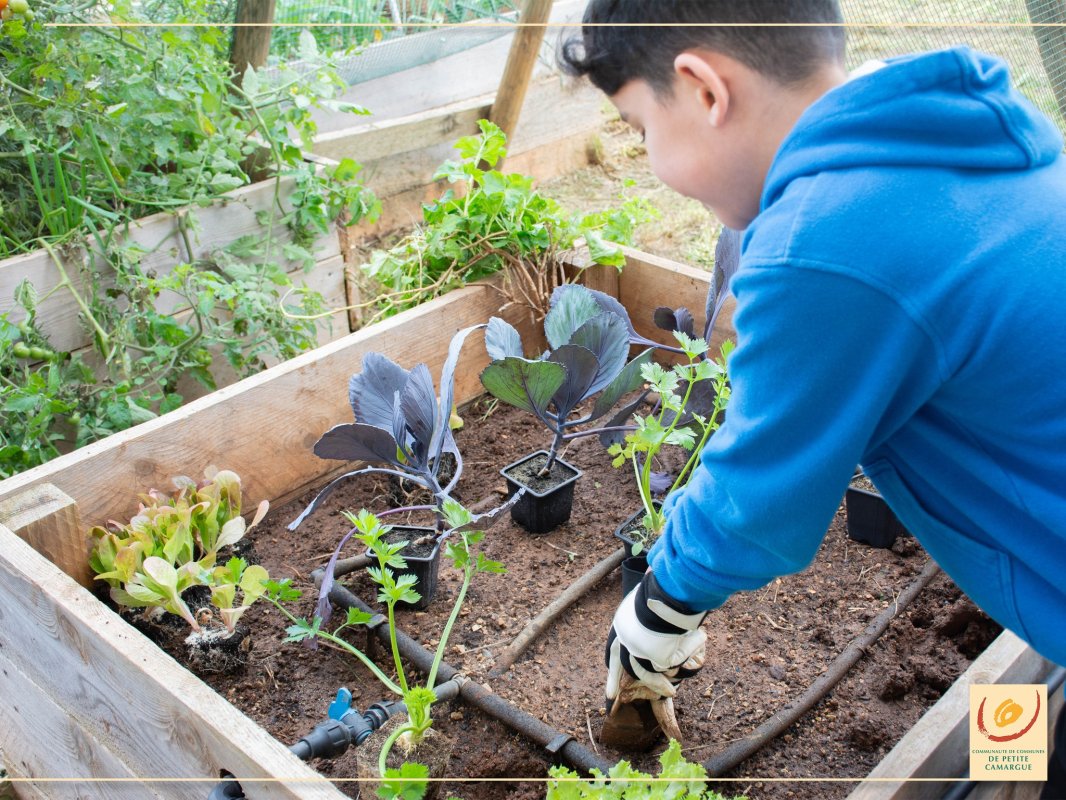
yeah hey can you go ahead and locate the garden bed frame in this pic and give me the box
[0,249,1052,799]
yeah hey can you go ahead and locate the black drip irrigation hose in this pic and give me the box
[702,559,942,777]
[209,553,948,796]
[939,664,1066,800]
[318,568,616,775]
[206,673,463,798]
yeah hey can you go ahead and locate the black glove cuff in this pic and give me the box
[641,569,705,616]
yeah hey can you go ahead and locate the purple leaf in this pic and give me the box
[588,348,654,423]
[653,306,695,337]
[313,423,403,466]
[314,525,360,628]
[484,317,523,361]
[649,471,674,496]
[349,353,409,429]
[548,344,599,419]
[431,324,485,469]
[480,357,565,421]
[287,465,429,531]
[705,227,742,341]
[400,363,436,469]
[569,313,629,397]
[544,285,602,349]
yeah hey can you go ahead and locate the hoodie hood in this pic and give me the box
[762,47,1064,211]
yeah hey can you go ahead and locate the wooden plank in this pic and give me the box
[488,0,554,153]
[0,771,45,800]
[310,0,588,136]
[0,522,345,800]
[314,75,602,203]
[0,484,91,588]
[0,281,537,528]
[0,648,165,800]
[292,254,352,345]
[313,94,492,165]
[846,631,1053,800]
[0,174,339,354]
[617,245,736,353]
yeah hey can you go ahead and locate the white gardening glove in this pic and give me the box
[605,570,707,704]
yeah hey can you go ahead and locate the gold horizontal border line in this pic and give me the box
[43,21,1066,28]
[4,776,977,783]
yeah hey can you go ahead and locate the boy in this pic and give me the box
[560,1,1066,791]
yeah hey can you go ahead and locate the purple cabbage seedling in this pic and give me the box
[479,284,654,474]
[288,324,485,532]
[288,324,522,615]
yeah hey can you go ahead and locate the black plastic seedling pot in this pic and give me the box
[620,555,649,597]
[500,450,582,534]
[613,503,663,556]
[369,525,441,610]
[845,477,908,549]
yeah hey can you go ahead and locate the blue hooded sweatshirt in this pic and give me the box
[648,47,1066,668]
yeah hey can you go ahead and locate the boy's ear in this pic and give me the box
[674,52,730,127]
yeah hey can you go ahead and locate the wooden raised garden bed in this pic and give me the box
[0,249,1056,800]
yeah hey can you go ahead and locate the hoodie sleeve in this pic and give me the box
[648,260,948,610]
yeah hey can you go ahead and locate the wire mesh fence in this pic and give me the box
[841,0,1066,131]
[137,0,1066,131]
[266,0,518,83]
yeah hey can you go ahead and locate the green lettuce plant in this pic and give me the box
[89,467,269,633]
[547,740,744,799]
[266,502,503,793]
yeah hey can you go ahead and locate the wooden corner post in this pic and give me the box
[229,0,276,85]
[0,484,92,588]
[488,0,554,165]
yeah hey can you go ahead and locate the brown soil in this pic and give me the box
[503,451,580,494]
[127,396,999,800]
[850,474,879,494]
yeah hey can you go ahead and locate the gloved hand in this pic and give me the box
[605,569,708,704]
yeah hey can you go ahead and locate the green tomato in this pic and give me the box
[28,346,52,361]
[12,342,31,359]
[0,8,12,20]
[9,0,28,14]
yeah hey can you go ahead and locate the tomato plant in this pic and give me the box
[0,0,380,478]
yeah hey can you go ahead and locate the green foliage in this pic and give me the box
[0,1,378,478]
[361,121,657,325]
[608,338,733,554]
[377,761,430,800]
[264,507,503,781]
[547,740,745,800]
[88,467,270,632]
[269,0,517,61]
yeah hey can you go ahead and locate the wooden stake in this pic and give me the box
[229,0,276,85]
[0,483,92,588]
[488,0,554,165]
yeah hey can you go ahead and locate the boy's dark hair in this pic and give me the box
[560,1,846,96]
